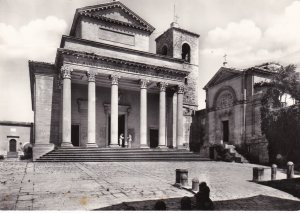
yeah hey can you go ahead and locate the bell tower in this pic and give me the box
[155,22,199,65]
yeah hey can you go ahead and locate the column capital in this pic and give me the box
[158,82,168,92]
[177,84,185,94]
[61,65,73,79]
[110,74,120,85]
[87,71,96,82]
[140,79,150,89]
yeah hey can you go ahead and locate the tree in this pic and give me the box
[259,64,300,164]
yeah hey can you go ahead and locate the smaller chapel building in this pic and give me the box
[203,63,282,163]
[29,1,200,160]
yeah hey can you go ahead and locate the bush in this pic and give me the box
[212,144,234,162]
[0,155,4,160]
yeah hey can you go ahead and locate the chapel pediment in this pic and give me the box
[204,67,241,89]
[74,1,155,33]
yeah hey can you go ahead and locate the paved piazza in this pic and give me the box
[0,161,300,210]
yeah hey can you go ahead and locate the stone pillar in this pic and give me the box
[177,85,184,149]
[172,92,178,148]
[158,82,168,147]
[140,80,149,148]
[110,75,119,147]
[61,65,73,147]
[287,161,294,179]
[271,164,277,180]
[86,71,97,148]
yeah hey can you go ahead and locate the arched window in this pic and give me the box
[9,139,17,152]
[162,45,168,56]
[182,43,191,62]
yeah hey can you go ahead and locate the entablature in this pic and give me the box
[56,48,188,85]
[60,36,194,72]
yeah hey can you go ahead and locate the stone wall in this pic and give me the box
[34,73,61,145]
[155,29,173,57]
[78,17,150,52]
[32,66,60,160]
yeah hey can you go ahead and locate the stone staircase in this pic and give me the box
[224,144,249,163]
[36,147,210,162]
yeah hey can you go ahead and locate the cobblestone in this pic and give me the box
[0,161,299,210]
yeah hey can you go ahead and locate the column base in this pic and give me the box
[140,144,149,149]
[61,142,73,147]
[109,144,121,148]
[176,144,188,150]
[158,145,168,149]
[86,143,98,148]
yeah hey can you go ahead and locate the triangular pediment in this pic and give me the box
[204,67,241,89]
[77,1,155,32]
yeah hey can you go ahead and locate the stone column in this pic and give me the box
[158,82,168,147]
[172,91,178,148]
[140,80,149,148]
[177,85,184,148]
[110,75,119,147]
[61,65,73,147]
[86,71,98,148]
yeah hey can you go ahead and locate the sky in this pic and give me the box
[0,0,300,122]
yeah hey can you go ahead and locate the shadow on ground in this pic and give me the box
[94,195,300,211]
[258,177,300,199]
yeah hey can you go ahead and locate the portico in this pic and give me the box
[59,59,186,149]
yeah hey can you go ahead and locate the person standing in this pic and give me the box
[118,133,124,146]
[119,133,124,147]
[127,134,132,148]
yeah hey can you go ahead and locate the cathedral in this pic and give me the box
[29,1,200,160]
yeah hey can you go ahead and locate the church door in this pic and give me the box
[71,125,80,146]
[222,120,229,143]
[150,129,159,148]
[108,114,126,146]
[9,139,17,152]
[118,115,125,147]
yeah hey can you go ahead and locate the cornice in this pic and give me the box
[0,121,33,127]
[70,1,155,36]
[60,35,185,64]
[78,1,155,31]
[57,48,189,78]
[79,12,153,34]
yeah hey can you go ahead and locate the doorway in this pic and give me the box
[108,114,126,146]
[150,129,159,148]
[222,120,229,143]
[71,124,80,146]
[9,139,17,152]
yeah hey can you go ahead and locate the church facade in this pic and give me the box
[204,63,281,163]
[29,1,199,160]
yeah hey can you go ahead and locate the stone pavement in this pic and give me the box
[0,161,299,210]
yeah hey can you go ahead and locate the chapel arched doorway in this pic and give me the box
[9,139,17,152]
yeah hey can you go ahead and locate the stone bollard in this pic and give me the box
[192,178,199,191]
[253,167,264,181]
[176,169,188,186]
[271,164,277,180]
[287,161,294,179]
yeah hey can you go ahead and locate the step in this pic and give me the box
[36,158,210,162]
[37,148,209,162]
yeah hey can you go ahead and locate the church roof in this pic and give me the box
[204,63,280,89]
[204,67,241,89]
[70,1,155,35]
